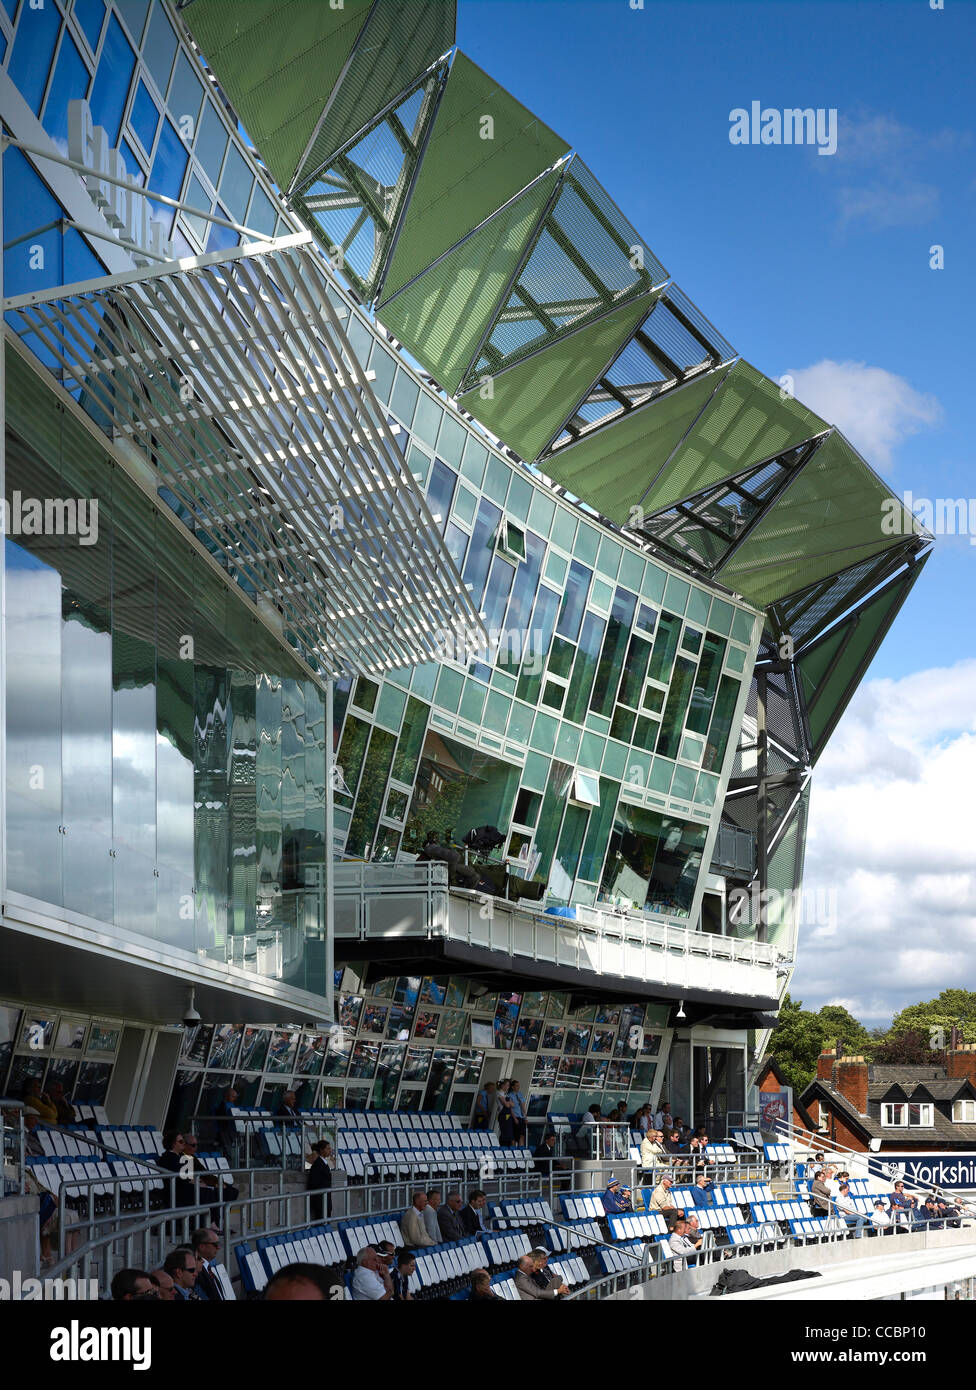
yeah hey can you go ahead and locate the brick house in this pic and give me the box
[799,1045,976,1152]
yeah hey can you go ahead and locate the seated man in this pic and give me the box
[601,1177,633,1215]
[809,1169,832,1217]
[690,1173,716,1209]
[835,1182,868,1238]
[888,1181,919,1228]
[648,1174,684,1230]
[400,1191,436,1247]
[437,1190,465,1244]
[870,1199,892,1233]
[351,1246,392,1301]
[667,1218,702,1272]
[514,1253,567,1300]
[920,1196,944,1229]
[934,1194,961,1227]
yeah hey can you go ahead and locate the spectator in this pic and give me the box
[46,1080,76,1126]
[423,1189,442,1242]
[920,1196,944,1229]
[640,1128,664,1182]
[470,1268,499,1300]
[888,1181,918,1228]
[149,1268,175,1300]
[835,1183,868,1238]
[459,1189,489,1236]
[601,1178,633,1214]
[509,1080,527,1145]
[664,1128,688,1171]
[22,1079,57,1126]
[668,1218,701,1271]
[496,1079,516,1146]
[190,1228,224,1300]
[438,1190,465,1243]
[530,1247,568,1297]
[264,1262,336,1300]
[685,1212,705,1254]
[212,1085,239,1118]
[110,1268,154,1301]
[690,1173,716,1208]
[823,1165,840,1199]
[183,1132,239,1228]
[307,1139,333,1221]
[515,1253,564,1300]
[473,1081,496,1131]
[654,1101,673,1132]
[22,1108,45,1158]
[157,1130,196,1210]
[351,1246,392,1301]
[401,1191,436,1247]
[163,1247,202,1301]
[809,1169,832,1216]
[581,1104,602,1128]
[392,1249,416,1301]
[276,1090,301,1123]
[934,1194,961,1227]
[648,1173,678,1213]
[869,1200,891,1233]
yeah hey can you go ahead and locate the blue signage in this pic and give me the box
[867,1152,976,1191]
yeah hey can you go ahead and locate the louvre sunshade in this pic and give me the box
[5,231,484,678]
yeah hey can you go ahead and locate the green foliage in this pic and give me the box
[817,1004,872,1054]
[768,994,826,1094]
[769,990,976,1094]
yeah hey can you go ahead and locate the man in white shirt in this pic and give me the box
[423,1189,442,1243]
[667,1218,701,1271]
[835,1182,868,1238]
[870,1200,891,1232]
[654,1102,673,1132]
[351,1246,392,1300]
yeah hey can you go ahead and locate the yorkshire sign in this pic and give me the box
[68,99,175,265]
[868,1152,976,1192]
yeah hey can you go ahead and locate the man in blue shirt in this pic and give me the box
[690,1174,716,1208]
[509,1080,527,1145]
[601,1178,633,1214]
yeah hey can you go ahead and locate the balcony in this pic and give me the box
[326,863,779,1011]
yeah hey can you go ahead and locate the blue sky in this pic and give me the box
[462,0,975,1024]
[461,0,974,680]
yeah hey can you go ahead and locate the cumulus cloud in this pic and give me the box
[783,360,942,469]
[791,659,976,1025]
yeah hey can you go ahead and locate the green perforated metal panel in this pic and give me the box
[640,361,828,514]
[462,157,665,390]
[294,0,457,188]
[381,51,569,302]
[376,169,560,395]
[457,295,653,463]
[797,559,927,759]
[182,0,374,191]
[542,366,733,524]
[717,431,925,608]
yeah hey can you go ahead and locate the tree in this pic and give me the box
[888,990,976,1048]
[870,1029,936,1066]
[768,994,826,1094]
[817,1003,872,1055]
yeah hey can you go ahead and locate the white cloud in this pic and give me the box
[791,659,976,1025]
[784,360,942,469]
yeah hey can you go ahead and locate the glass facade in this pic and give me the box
[161,972,675,1127]
[324,303,759,913]
[4,352,329,994]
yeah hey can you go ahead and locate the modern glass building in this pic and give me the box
[0,0,931,1133]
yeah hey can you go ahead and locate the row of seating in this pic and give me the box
[668,1182,774,1206]
[26,1151,232,1205]
[335,1128,495,1150]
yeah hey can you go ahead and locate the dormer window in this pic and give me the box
[952,1099,976,1123]
[881,1102,933,1127]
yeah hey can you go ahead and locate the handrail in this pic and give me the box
[777,1118,976,1214]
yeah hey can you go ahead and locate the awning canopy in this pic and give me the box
[5,231,484,678]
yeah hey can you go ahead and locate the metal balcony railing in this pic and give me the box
[322,861,778,994]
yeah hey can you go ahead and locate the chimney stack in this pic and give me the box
[947,1042,976,1086]
[833,1055,869,1115]
[816,1049,836,1081]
